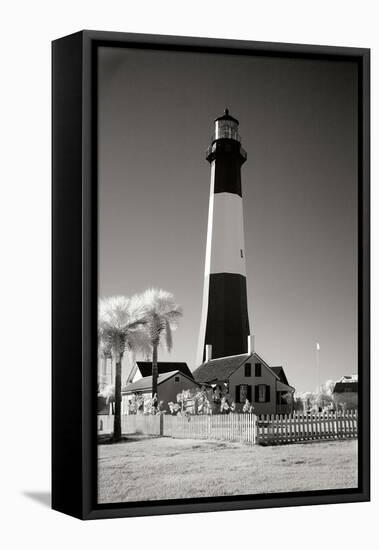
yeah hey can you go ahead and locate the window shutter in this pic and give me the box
[266,385,271,403]
[236,385,240,403]
[254,385,259,402]
[247,385,252,402]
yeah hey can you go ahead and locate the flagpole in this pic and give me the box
[316,342,320,409]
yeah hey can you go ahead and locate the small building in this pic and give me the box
[332,374,358,410]
[192,352,295,415]
[122,370,199,413]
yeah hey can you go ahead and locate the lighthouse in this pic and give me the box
[197,109,250,364]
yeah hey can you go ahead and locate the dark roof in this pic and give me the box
[333,381,358,393]
[271,366,289,386]
[123,370,198,394]
[136,361,193,379]
[215,108,239,125]
[193,353,250,384]
[192,352,285,385]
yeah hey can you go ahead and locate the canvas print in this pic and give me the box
[97,46,358,504]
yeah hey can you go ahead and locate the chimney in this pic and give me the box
[247,334,255,354]
[205,344,212,362]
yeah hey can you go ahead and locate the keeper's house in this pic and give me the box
[192,352,295,415]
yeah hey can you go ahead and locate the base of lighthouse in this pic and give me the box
[201,272,250,362]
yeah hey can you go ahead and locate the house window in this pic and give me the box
[254,384,271,403]
[236,384,252,404]
[258,384,266,402]
[244,363,251,377]
[174,376,180,382]
[255,363,262,377]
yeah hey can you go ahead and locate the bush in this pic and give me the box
[169,386,254,415]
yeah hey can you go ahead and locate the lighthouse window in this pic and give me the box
[240,249,244,258]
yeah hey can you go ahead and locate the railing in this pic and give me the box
[206,142,247,161]
[98,410,358,446]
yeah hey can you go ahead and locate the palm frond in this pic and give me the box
[133,288,183,352]
[98,295,146,356]
[128,326,151,358]
[98,290,182,359]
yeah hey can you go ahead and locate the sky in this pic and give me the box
[98,46,358,393]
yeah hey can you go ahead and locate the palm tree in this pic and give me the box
[136,288,183,405]
[98,295,146,441]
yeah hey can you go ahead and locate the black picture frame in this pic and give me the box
[52,30,370,520]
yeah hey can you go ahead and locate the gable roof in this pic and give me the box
[271,366,289,386]
[122,370,197,394]
[136,361,193,379]
[192,352,281,385]
[337,374,358,383]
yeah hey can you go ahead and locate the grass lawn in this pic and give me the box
[98,436,358,503]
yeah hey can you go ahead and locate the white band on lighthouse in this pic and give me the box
[207,192,247,276]
[204,163,247,277]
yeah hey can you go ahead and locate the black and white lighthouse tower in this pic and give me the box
[197,110,251,364]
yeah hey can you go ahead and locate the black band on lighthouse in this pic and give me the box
[203,273,250,362]
[206,139,246,197]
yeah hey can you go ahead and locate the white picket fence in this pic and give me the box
[98,414,161,435]
[256,410,358,445]
[98,410,358,446]
[163,413,257,445]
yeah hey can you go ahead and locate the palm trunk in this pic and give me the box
[113,356,122,441]
[152,343,158,408]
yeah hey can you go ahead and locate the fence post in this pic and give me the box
[160,414,164,436]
